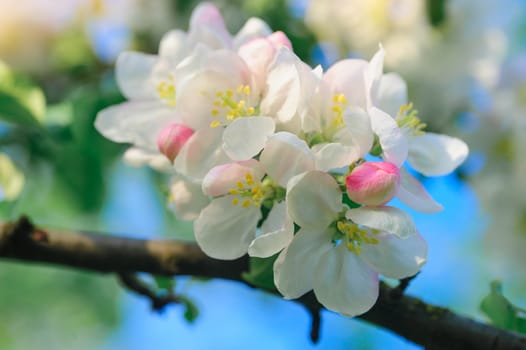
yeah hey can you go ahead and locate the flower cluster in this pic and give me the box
[95,2,469,316]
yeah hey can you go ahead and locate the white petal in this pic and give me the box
[313,143,359,171]
[370,107,408,167]
[238,38,275,91]
[323,59,368,109]
[259,132,315,187]
[233,17,272,48]
[248,202,294,258]
[346,206,417,238]
[194,196,261,259]
[223,117,275,160]
[338,106,374,158]
[189,2,231,49]
[397,168,443,213]
[159,30,188,62]
[123,147,172,172]
[173,127,229,180]
[201,159,263,197]
[360,231,427,279]
[408,133,469,176]
[169,177,210,221]
[274,227,333,299]
[286,171,342,229]
[115,52,157,100]
[364,46,385,107]
[95,101,178,150]
[260,48,301,123]
[377,73,408,117]
[313,243,379,317]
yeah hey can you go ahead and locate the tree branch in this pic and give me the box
[1,216,525,350]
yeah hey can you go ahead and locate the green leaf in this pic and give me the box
[480,281,526,334]
[153,275,175,292]
[0,60,45,125]
[179,296,199,324]
[0,153,25,201]
[242,255,278,291]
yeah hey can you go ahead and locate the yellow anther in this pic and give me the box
[232,198,239,205]
[238,100,246,109]
[332,105,343,114]
[213,101,222,107]
[246,107,255,116]
[211,109,219,116]
[245,173,254,185]
[210,120,221,128]
[242,199,251,208]
[216,91,223,97]
[226,89,233,97]
[236,85,243,94]
[229,189,239,195]
[243,85,251,95]
[236,181,244,189]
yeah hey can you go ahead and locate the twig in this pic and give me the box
[1,217,526,350]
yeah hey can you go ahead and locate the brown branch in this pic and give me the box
[1,216,526,350]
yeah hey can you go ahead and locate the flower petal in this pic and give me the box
[233,17,272,48]
[338,106,374,158]
[115,52,157,100]
[159,30,188,62]
[313,243,379,317]
[259,132,315,187]
[323,58,368,109]
[194,196,261,259]
[169,177,210,221]
[223,117,275,160]
[360,231,427,279]
[312,142,359,171]
[346,206,416,238]
[287,171,342,229]
[123,147,172,172]
[408,133,469,176]
[397,167,443,213]
[202,159,263,197]
[95,101,178,150]
[377,73,408,117]
[274,227,333,299]
[248,202,294,258]
[173,127,230,180]
[364,45,385,107]
[370,107,408,167]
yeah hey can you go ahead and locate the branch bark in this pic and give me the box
[1,217,525,350]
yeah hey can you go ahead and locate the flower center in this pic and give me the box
[227,174,284,209]
[336,220,380,255]
[210,85,259,128]
[304,93,348,147]
[396,102,426,136]
[157,74,176,107]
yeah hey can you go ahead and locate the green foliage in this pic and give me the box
[480,281,526,334]
[179,295,200,324]
[0,60,45,126]
[427,0,447,28]
[154,275,176,292]
[0,153,24,201]
[242,255,278,291]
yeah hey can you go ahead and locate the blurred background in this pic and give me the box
[0,0,525,348]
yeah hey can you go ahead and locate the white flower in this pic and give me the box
[274,170,427,316]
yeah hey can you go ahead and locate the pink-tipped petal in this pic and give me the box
[268,31,292,49]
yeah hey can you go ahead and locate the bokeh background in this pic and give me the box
[1,0,525,349]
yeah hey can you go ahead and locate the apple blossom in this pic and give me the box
[157,123,195,162]
[275,170,426,316]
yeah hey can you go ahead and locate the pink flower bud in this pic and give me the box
[157,123,194,162]
[345,162,401,206]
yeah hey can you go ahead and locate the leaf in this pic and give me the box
[0,153,25,201]
[0,60,45,125]
[153,275,175,292]
[242,255,278,291]
[179,296,199,324]
[480,281,526,334]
